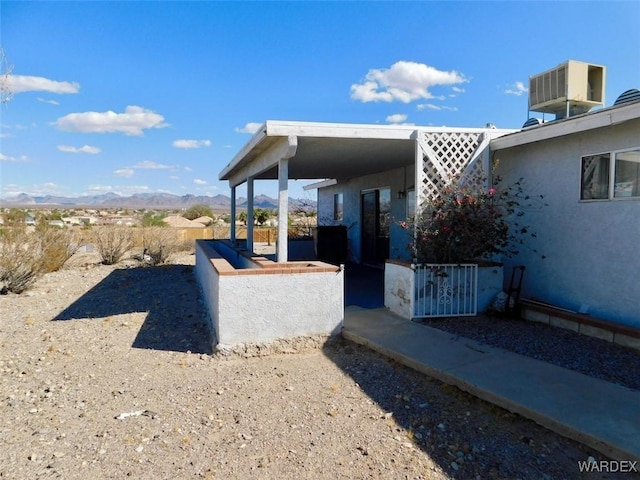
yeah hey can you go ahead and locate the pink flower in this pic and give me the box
[488,188,496,195]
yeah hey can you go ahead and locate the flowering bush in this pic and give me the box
[401,172,544,264]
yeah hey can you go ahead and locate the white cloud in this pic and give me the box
[37,97,60,105]
[386,113,408,124]
[172,139,212,149]
[87,184,114,192]
[235,122,262,134]
[193,178,207,185]
[0,152,29,162]
[505,81,528,96]
[184,166,193,172]
[452,87,465,93]
[114,168,135,178]
[54,105,168,136]
[86,184,149,195]
[169,175,179,180]
[350,61,467,103]
[58,144,101,154]
[7,75,80,94]
[417,103,459,112]
[132,160,173,169]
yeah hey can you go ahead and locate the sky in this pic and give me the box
[1,1,639,201]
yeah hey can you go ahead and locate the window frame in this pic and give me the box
[580,146,640,201]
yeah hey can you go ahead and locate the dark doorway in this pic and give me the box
[361,188,390,266]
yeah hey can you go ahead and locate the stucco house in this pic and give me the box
[491,97,640,327]
[218,66,639,330]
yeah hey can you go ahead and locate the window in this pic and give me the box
[406,189,416,219]
[614,150,640,198]
[580,148,640,200]
[333,193,343,221]
[581,153,610,200]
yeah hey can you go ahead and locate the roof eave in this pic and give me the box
[491,101,640,150]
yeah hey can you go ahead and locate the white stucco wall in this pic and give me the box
[494,119,640,327]
[318,166,415,263]
[217,271,343,346]
[384,261,414,318]
[194,244,220,344]
[194,241,344,349]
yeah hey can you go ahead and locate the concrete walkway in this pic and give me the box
[343,306,640,463]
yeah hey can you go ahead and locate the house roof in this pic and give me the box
[192,215,213,226]
[162,215,204,228]
[491,99,640,150]
[219,121,514,188]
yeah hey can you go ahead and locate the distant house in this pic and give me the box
[218,62,639,328]
[163,215,206,228]
[191,215,214,227]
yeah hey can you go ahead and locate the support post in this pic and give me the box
[230,185,237,244]
[277,158,289,262]
[247,177,254,253]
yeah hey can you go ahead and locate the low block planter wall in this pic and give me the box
[521,299,640,352]
[385,260,503,319]
[195,240,344,350]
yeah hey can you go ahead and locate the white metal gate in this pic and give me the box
[413,264,478,318]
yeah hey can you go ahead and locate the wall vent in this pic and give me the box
[529,60,605,119]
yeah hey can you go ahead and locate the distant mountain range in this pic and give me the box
[0,192,316,211]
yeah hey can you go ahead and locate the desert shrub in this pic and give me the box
[38,225,82,273]
[92,226,134,265]
[138,226,179,265]
[0,228,44,294]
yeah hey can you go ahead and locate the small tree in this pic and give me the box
[183,204,214,221]
[254,208,271,226]
[141,211,166,227]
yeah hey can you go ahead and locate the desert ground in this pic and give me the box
[1,251,635,479]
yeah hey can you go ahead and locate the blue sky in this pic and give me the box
[1,1,639,201]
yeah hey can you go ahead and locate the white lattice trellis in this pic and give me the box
[416,131,491,207]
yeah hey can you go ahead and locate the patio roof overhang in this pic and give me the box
[219,121,422,188]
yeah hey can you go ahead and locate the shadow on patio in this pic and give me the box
[52,264,212,355]
[344,262,385,309]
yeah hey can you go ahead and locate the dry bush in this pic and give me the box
[138,226,179,265]
[39,226,82,273]
[92,226,134,265]
[0,228,44,294]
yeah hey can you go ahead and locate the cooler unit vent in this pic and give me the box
[528,60,605,118]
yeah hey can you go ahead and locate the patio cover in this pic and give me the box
[219,120,514,261]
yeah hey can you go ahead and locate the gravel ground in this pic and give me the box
[1,251,637,479]
[419,316,640,391]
